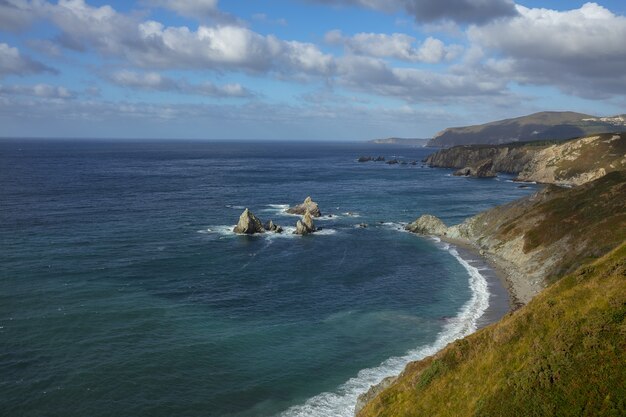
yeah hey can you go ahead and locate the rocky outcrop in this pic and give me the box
[425,133,626,186]
[264,220,283,233]
[287,196,321,217]
[405,215,448,236]
[358,156,372,162]
[516,133,626,186]
[453,159,496,178]
[295,212,316,235]
[424,145,533,174]
[294,212,317,235]
[233,208,265,234]
[404,171,626,305]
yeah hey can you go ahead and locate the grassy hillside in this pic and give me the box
[357,242,626,417]
[428,111,626,147]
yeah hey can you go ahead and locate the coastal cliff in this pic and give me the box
[408,171,626,305]
[356,171,626,417]
[356,128,626,417]
[425,132,626,186]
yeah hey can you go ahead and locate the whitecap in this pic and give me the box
[277,241,490,417]
[342,212,360,218]
[225,204,245,210]
[380,222,409,233]
[200,225,237,236]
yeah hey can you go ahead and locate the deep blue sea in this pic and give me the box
[0,140,538,417]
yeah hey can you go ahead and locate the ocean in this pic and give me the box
[0,140,537,417]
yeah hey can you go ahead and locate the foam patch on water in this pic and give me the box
[380,222,409,233]
[260,204,294,217]
[277,241,490,417]
[225,204,245,210]
[342,212,360,218]
[200,225,336,239]
[200,225,236,236]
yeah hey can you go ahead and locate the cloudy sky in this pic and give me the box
[1,0,625,140]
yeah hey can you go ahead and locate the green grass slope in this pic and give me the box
[357,243,626,417]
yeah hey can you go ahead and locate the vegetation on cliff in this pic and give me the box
[425,133,626,186]
[357,242,626,417]
[428,111,626,147]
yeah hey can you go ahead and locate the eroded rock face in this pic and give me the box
[287,196,321,217]
[264,220,283,233]
[295,212,316,235]
[405,214,448,236]
[233,208,265,234]
[453,159,497,178]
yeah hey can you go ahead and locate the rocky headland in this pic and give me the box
[425,132,626,184]
[355,138,626,417]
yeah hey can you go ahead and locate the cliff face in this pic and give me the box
[407,171,626,304]
[358,171,626,417]
[427,111,626,147]
[425,132,626,186]
[424,145,534,174]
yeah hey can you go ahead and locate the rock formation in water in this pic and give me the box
[287,196,321,217]
[264,220,283,233]
[233,208,265,234]
[294,211,316,235]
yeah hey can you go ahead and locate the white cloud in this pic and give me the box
[326,31,462,63]
[0,0,37,31]
[108,69,254,98]
[337,55,506,102]
[0,43,56,77]
[0,83,73,98]
[468,2,626,97]
[25,0,335,77]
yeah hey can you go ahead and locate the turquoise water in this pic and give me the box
[0,140,537,417]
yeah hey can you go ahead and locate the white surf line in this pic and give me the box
[277,240,490,417]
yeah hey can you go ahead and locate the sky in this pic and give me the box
[1,0,626,140]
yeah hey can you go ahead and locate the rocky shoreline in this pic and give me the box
[354,152,626,416]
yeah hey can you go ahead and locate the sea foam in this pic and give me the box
[277,241,490,417]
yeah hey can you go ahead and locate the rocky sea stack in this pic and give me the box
[286,196,321,217]
[264,220,283,233]
[295,211,316,235]
[233,208,266,234]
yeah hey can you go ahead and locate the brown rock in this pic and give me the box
[233,208,265,234]
[286,196,321,217]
